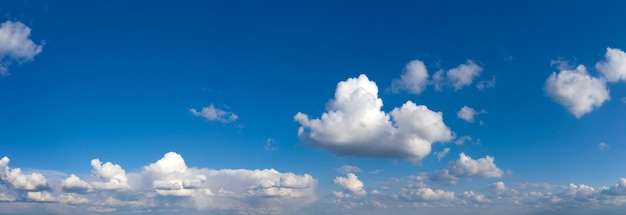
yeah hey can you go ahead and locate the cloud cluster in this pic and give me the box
[0,153,317,214]
[0,21,43,76]
[545,48,626,118]
[0,156,48,191]
[295,74,452,161]
[390,59,485,94]
[432,153,504,184]
[190,104,238,123]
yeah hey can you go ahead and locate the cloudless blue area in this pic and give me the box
[1,0,626,191]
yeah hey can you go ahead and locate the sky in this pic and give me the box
[1,0,626,214]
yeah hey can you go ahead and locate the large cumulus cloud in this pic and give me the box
[295,74,452,161]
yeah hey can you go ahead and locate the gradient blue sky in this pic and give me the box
[1,1,626,214]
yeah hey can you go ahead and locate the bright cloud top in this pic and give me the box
[334,173,367,197]
[432,153,504,184]
[295,74,453,161]
[0,156,48,191]
[0,21,43,76]
[545,64,609,118]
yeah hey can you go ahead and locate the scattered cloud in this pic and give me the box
[599,142,609,151]
[397,187,455,202]
[337,165,362,174]
[454,135,472,145]
[190,104,238,123]
[0,21,43,76]
[456,106,486,123]
[390,60,429,95]
[602,178,626,196]
[264,138,278,151]
[434,148,450,161]
[431,153,504,184]
[596,47,626,83]
[476,76,496,90]
[545,64,609,118]
[295,74,452,162]
[334,173,367,197]
[446,60,483,91]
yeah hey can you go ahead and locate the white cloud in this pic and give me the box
[90,159,132,191]
[599,142,609,151]
[337,165,362,174]
[61,174,92,193]
[398,187,455,202]
[0,21,43,76]
[596,47,626,82]
[26,191,55,202]
[189,104,238,123]
[463,191,491,204]
[432,153,504,184]
[446,60,483,91]
[390,60,430,94]
[545,65,610,118]
[456,106,486,123]
[295,74,452,162]
[0,156,48,191]
[434,148,450,161]
[334,173,367,197]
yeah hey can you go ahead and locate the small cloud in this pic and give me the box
[456,106,487,123]
[189,104,238,123]
[264,138,278,151]
[369,169,382,175]
[337,165,361,174]
[0,21,43,76]
[596,47,626,83]
[476,76,496,90]
[389,60,429,95]
[434,148,450,161]
[431,153,504,184]
[455,136,472,145]
[599,142,609,151]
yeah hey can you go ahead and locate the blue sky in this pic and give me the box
[2,0,626,214]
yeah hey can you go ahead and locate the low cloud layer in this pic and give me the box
[295,74,452,161]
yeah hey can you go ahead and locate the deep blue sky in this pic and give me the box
[1,1,626,214]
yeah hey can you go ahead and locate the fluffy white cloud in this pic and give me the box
[446,60,483,90]
[0,21,43,76]
[463,191,491,204]
[456,105,486,123]
[295,74,452,161]
[334,173,367,197]
[337,165,361,174]
[61,174,92,193]
[596,48,626,82]
[390,60,430,94]
[432,153,504,184]
[189,104,238,123]
[90,159,132,191]
[0,156,48,191]
[545,65,610,118]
